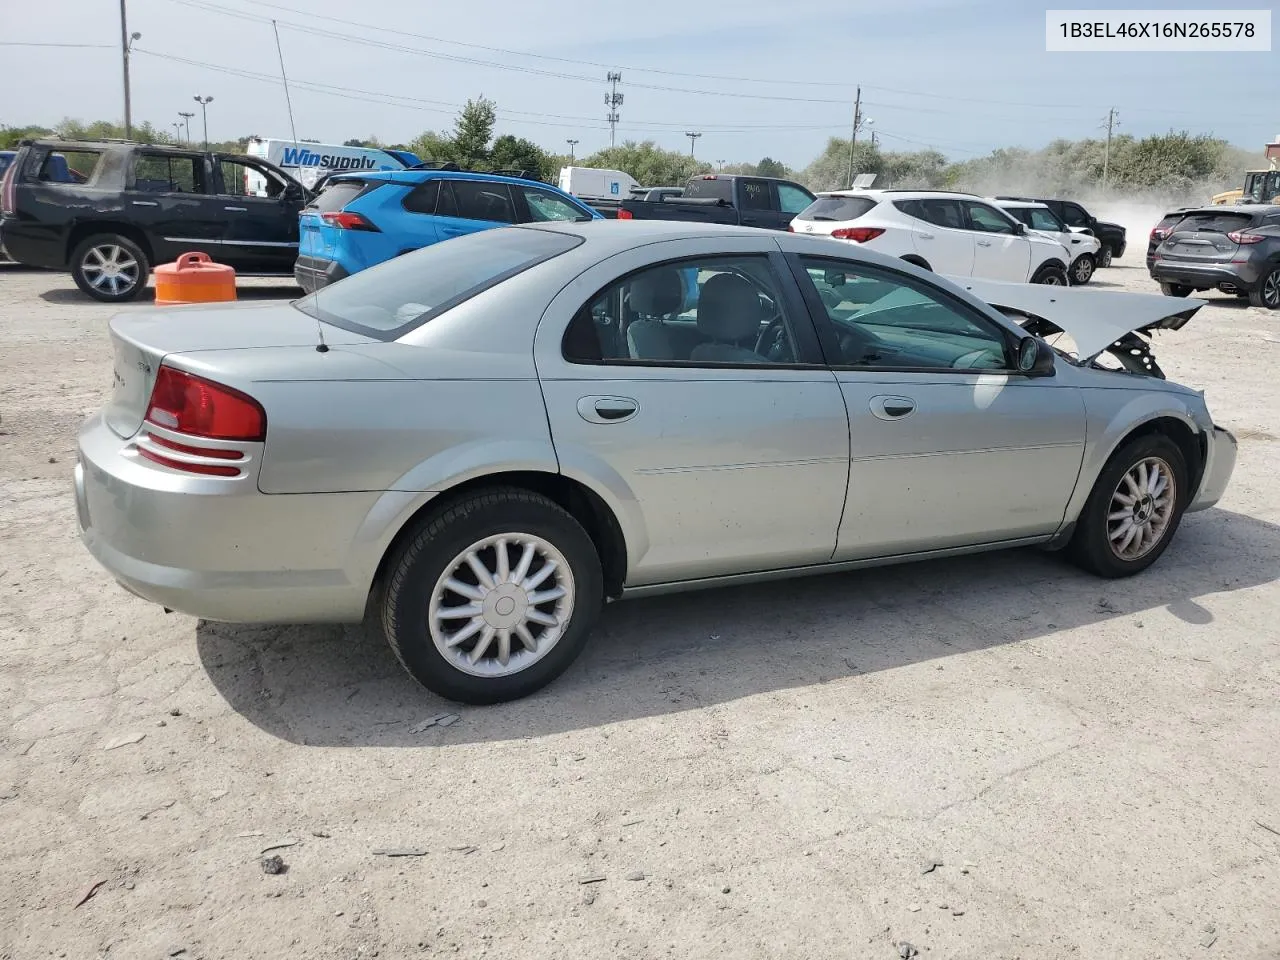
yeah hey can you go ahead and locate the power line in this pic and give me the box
[0,41,114,48]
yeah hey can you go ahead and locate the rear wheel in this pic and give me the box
[1159,282,1193,298]
[380,488,604,704]
[1248,267,1280,309]
[1068,434,1188,578]
[1031,263,1068,286]
[71,234,149,302]
[1097,245,1113,268]
[1070,253,1096,285]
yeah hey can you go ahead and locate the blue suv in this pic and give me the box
[295,169,600,291]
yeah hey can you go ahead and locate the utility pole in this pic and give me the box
[605,72,623,148]
[566,139,578,162]
[178,111,195,144]
[846,85,862,189]
[119,0,138,138]
[685,131,701,157]
[870,130,879,148]
[717,160,725,171]
[1102,107,1119,186]
[193,96,214,149]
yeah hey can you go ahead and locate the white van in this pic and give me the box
[243,139,420,194]
[557,166,641,201]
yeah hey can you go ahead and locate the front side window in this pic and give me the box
[797,256,1010,370]
[133,154,205,194]
[1059,203,1089,227]
[1026,207,1065,232]
[519,185,592,222]
[438,179,516,223]
[964,201,1016,234]
[218,159,287,198]
[563,256,804,366]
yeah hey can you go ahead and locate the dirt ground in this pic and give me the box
[2,240,1278,960]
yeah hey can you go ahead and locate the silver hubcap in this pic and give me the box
[1108,457,1176,561]
[428,533,575,678]
[81,244,139,295]
[1264,270,1280,308]
[1041,274,1063,285]
[1074,258,1093,282]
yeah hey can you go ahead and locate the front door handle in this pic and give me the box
[870,395,916,421]
[977,239,993,247]
[224,205,247,212]
[577,396,639,424]
[131,200,159,207]
[918,232,935,240]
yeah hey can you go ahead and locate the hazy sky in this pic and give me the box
[4,0,1276,166]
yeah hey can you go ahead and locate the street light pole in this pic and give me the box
[172,121,184,141]
[193,96,214,150]
[566,139,578,162]
[178,111,195,144]
[119,0,134,138]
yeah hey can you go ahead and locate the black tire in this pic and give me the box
[1070,253,1096,285]
[1159,282,1193,298]
[1097,245,1113,268]
[1031,263,1068,286]
[1068,433,1189,578]
[70,233,150,303]
[380,488,604,704]
[1247,267,1280,309]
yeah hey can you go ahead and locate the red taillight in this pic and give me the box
[787,225,795,232]
[137,447,242,477]
[1150,228,1170,243]
[144,366,266,441]
[1227,230,1265,244]
[617,208,634,220]
[320,211,379,232]
[831,227,885,243]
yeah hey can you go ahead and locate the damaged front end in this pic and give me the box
[948,277,1205,380]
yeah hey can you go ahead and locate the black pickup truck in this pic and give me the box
[0,138,307,301]
[617,174,816,231]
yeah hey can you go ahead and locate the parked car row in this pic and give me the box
[1147,203,1280,309]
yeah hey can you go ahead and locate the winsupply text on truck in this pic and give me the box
[281,147,378,171]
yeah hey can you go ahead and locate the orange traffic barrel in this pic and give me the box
[154,252,237,306]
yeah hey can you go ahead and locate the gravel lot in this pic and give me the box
[2,239,1278,960]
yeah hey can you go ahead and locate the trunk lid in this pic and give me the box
[1157,210,1254,263]
[104,302,374,438]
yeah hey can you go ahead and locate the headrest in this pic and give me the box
[628,268,685,317]
[697,272,764,342]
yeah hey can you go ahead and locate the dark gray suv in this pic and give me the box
[1149,205,1280,309]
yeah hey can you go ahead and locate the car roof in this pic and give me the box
[818,189,979,200]
[1167,204,1280,217]
[328,169,560,189]
[990,198,1048,209]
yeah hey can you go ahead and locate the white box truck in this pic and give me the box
[557,166,640,201]
[243,139,422,194]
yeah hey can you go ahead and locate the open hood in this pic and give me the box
[944,276,1206,362]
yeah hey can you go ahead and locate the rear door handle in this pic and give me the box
[918,232,935,240]
[870,395,916,420]
[977,239,993,247]
[224,205,247,212]
[577,396,639,424]
[131,200,158,207]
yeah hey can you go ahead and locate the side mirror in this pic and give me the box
[823,269,847,288]
[1017,335,1055,377]
[282,181,304,202]
[1012,221,1026,235]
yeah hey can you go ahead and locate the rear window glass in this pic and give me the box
[39,150,103,184]
[0,154,13,178]
[797,196,876,222]
[1172,211,1255,233]
[134,154,205,193]
[311,179,371,212]
[293,227,583,340]
[683,177,732,202]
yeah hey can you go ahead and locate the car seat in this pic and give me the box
[689,273,767,363]
[625,268,686,360]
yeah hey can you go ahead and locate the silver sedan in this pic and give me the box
[76,220,1237,703]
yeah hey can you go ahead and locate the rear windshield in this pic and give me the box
[796,196,876,222]
[1171,211,1254,233]
[39,149,103,184]
[309,179,371,212]
[293,227,583,340]
[683,177,732,202]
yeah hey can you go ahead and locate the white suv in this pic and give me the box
[789,190,1072,285]
[991,198,1101,285]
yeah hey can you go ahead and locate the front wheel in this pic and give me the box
[1159,282,1193,298]
[380,488,604,704]
[70,234,150,302]
[1248,267,1280,309]
[1071,253,1096,285]
[1031,264,1068,286]
[1068,434,1188,578]
[1097,245,1113,268]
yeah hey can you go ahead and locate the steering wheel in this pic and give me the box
[754,314,795,362]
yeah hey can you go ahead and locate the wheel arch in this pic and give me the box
[899,254,931,270]
[66,221,155,266]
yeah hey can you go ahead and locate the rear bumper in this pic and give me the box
[294,256,349,294]
[1150,260,1260,291]
[1188,425,1237,513]
[74,412,385,623]
[0,218,66,268]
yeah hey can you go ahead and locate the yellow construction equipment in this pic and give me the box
[1213,135,1280,205]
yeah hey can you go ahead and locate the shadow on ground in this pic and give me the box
[197,507,1280,748]
[38,284,301,305]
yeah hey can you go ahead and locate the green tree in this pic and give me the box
[452,96,497,169]
[580,140,710,186]
[799,137,882,192]
[755,156,788,178]
[489,134,552,180]
[407,130,455,164]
